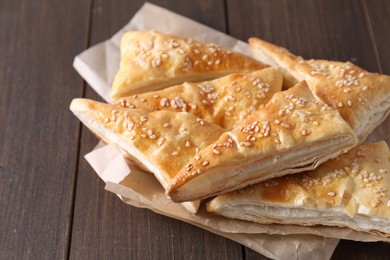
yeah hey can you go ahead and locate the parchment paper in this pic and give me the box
[73,2,389,259]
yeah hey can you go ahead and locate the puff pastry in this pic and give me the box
[249,37,390,143]
[207,141,390,237]
[166,81,358,202]
[110,30,267,99]
[70,99,225,213]
[112,68,283,130]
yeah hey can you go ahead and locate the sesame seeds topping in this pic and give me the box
[347,100,353,107]
[362,86,368,91]
[151,57,161,67]
[185,164,193,172]
[195,154,201,161]
[202,160,209,166]
[185,140,191,147]
[301,129,309,136]
[157,137,165,146]
[197,118,205,125]
[240,141,252,147]
[213,148,221,155]
[163,122,170,128]
[327,191,336,197]
[160,97,170,107]
[280,122,290,129]
[371,199,380,208]
[140,115,148,122]
[337,102,344,108]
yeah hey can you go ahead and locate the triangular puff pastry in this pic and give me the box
[111,68,283,130]
[249,37,390,143]
[166,81,358,202]
[70,99,225,213]
[207,141,390,238]
[110,30,267,99]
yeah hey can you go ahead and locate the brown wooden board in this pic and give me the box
[69,1,243,259]
[0,0,91,259]
[226,0,390,259]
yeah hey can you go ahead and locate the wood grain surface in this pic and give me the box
[0,0,389,259]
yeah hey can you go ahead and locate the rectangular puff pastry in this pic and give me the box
[207,141,390,238]
[111,67,283,130]
[249,37,390,143]
[70,99,225,213]
[166,81,358,202]
[110,30,267,99]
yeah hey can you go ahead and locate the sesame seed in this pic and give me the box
[185,164,193,172]
[172,151,178,156]
[274,119,281,124]
[153,95,160,99]
[313,121,319,126]
[371,200,379,207]
[275,138,281,144]
[163,122,170,128]
[215,59,221,65]
[280,122,290,129]
[202,161,209,166]
[150,135,156,139]
[196,147,200,153]
[359,72,365,78]
[327,192,336,197]
[241,142,252,147]
[202,54,208,60]
[362,86,368,91]
[379,168,388,173]
[140,98,146,102]
[347,100,353,106]
[151,58,161,67]
[301,129,308,136]
[157,137,165,146]
[195,154,201,160]
[213,149,221,155]
[140,115,148,122]
[185,141,191,147]
[196,168,202,174]
[160,97,169,107]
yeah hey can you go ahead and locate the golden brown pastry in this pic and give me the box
[166,81,358,202]
[249,37,390,143]
[207,141,390,238]
[112,68,283,130]
[70,99,225,213]
[110,30,267,99]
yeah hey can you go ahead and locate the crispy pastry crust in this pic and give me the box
[70,99,225,213]
[110,30,267,99]
[166,81,357,202]
[207,141,390,237]
[111,68,283,130]
[249,37,390,143]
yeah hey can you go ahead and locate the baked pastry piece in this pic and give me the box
[112,68,283,130]
[249,37,390,143]
[70,99,225,213]
[110,30,267,99]
[207,141,390,237]
[166,81,358,202]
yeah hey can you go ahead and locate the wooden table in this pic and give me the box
[1,0,389,259]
